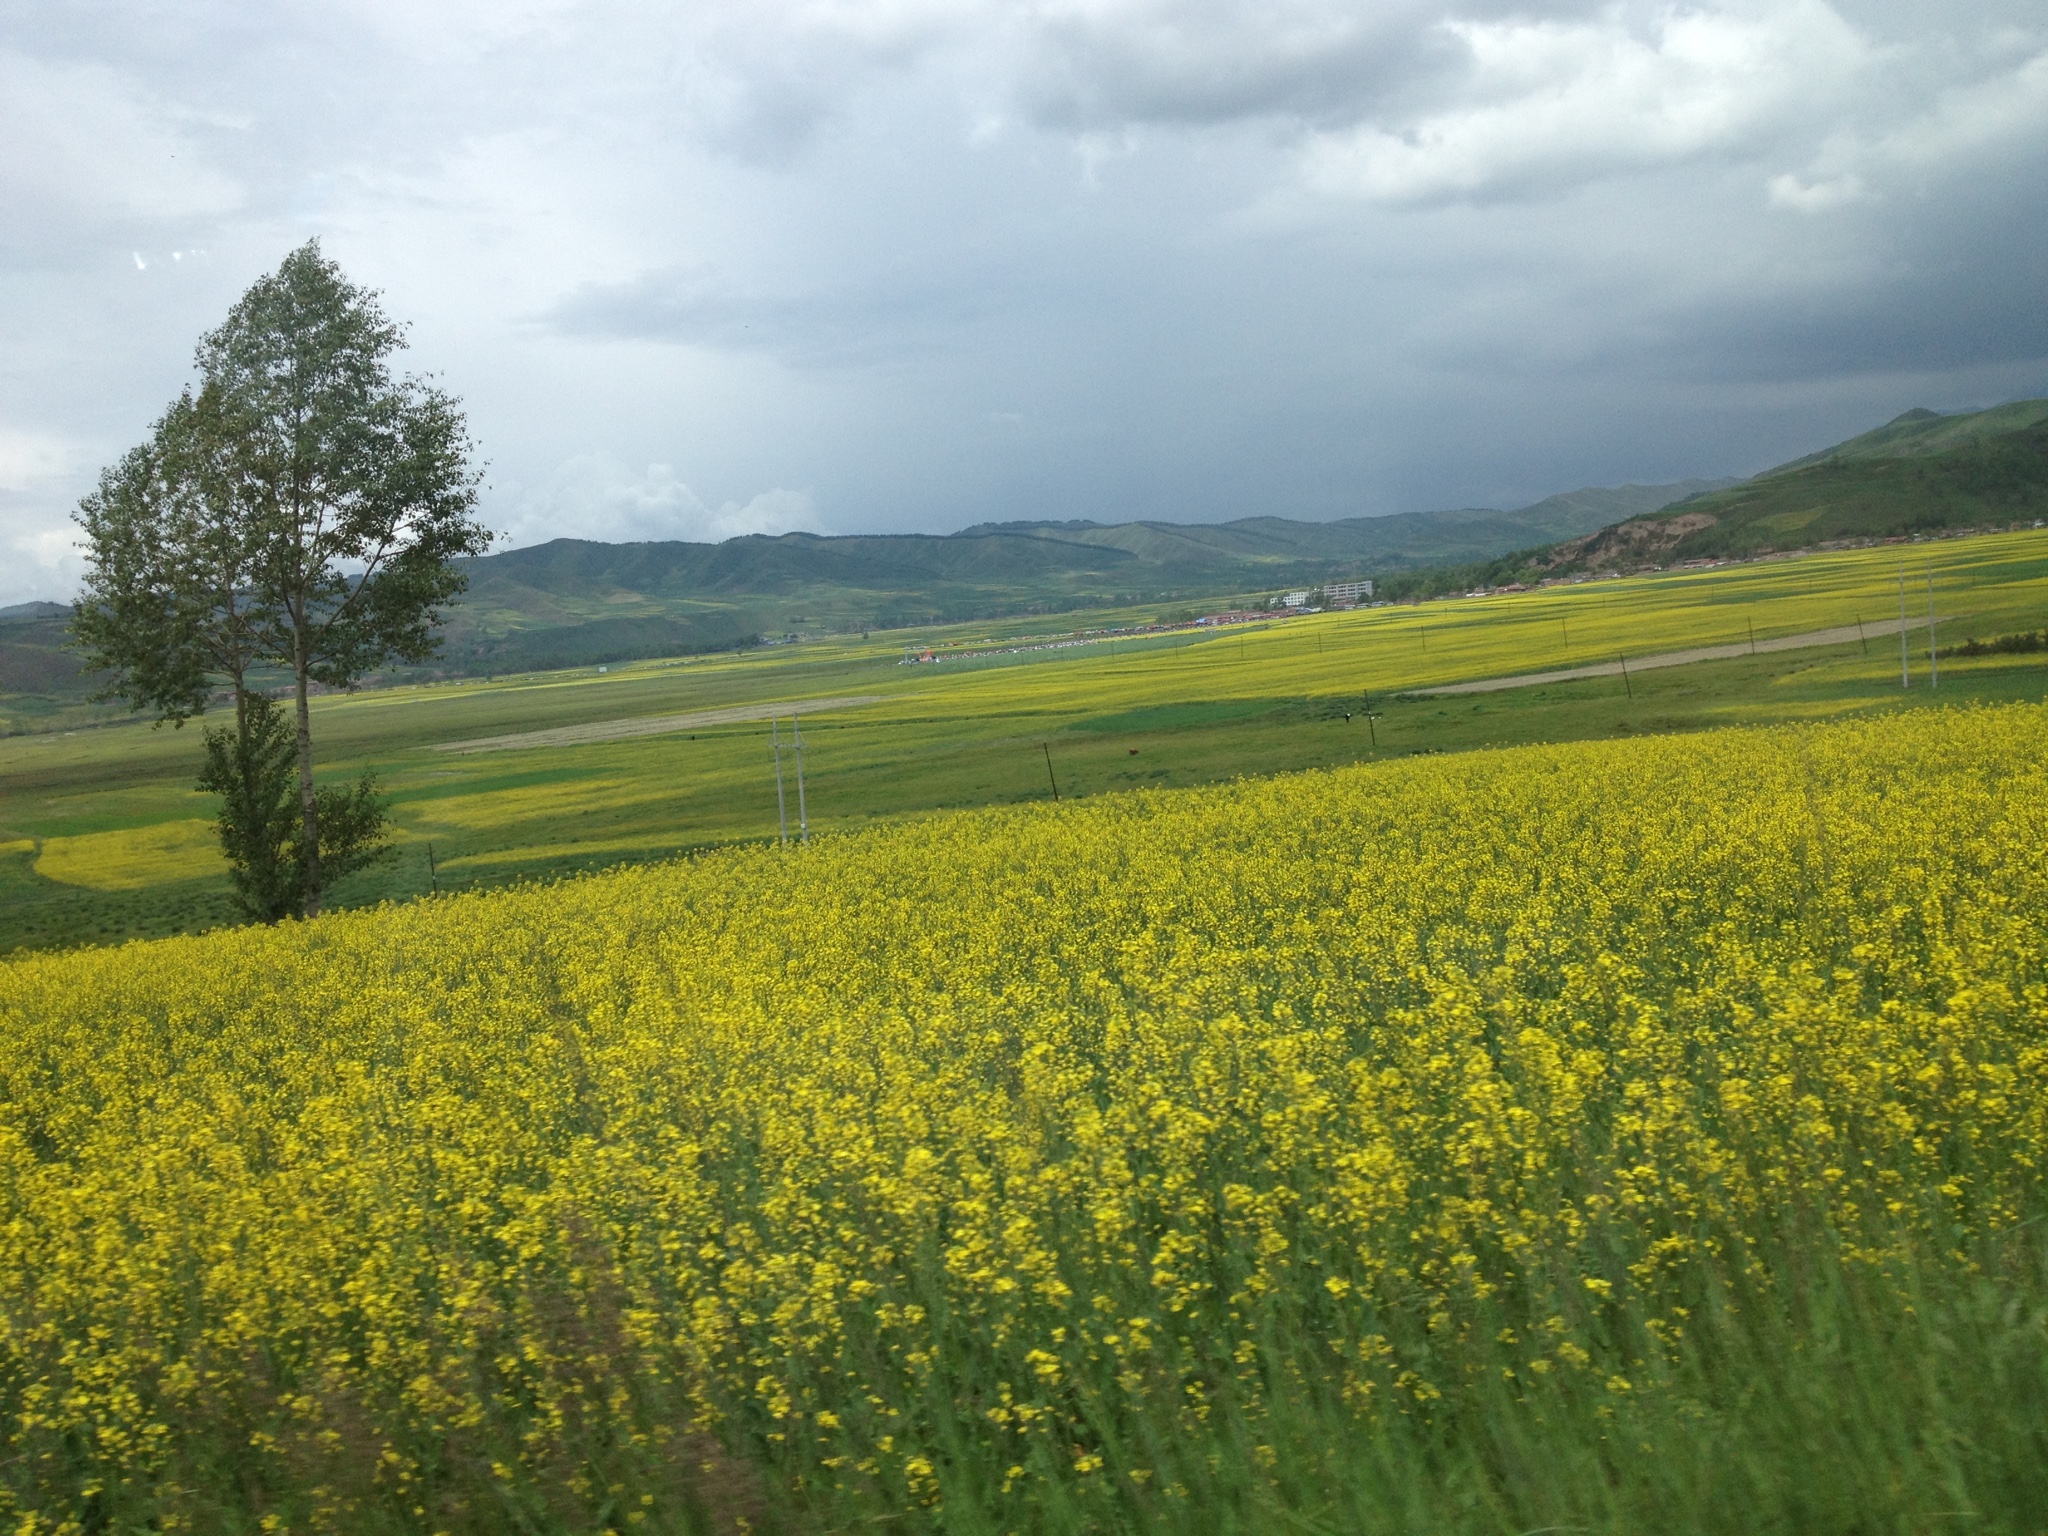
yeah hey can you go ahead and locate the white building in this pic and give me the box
[1283,579,1373,608]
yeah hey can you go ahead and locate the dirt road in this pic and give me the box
[430,694,889,754]
[1416,617,1933,696]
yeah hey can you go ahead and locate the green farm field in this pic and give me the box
[4,528,2046,953]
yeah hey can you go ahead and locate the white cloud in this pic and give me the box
[1766,171,1870,212]
[498,456,822,548]
[1767,38,2048,211]
[0,518,88,610]
[1895,41,2048,168]
[0,431,92,605]
[0,526,86,607]
[1299,3,1869,204]
[0,430,79,496]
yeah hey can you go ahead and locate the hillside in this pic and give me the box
[1539,400,2048,574]
[1767,397,2048,473]
[0,611,99,733]
[441,480,1726,671]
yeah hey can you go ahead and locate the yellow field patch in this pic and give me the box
[34,818,225,890]
[2,704,2047,1523]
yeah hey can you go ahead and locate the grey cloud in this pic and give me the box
[544,269,1006,367]
[1013,0,1471,131]
[1000,2,2048,213]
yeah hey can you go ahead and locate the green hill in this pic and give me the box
[1538,400,2048,574]
[1767,399,2048,473]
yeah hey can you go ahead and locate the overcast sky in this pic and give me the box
[3,1,2046,605]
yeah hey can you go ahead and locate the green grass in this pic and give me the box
[4,528,2046,953]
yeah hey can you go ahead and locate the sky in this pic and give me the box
[3,0,2046,606]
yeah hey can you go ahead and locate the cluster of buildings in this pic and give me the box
[1280,579,1373,609]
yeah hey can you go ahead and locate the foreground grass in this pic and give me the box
[2,702,2044,1533]
[2,528,2045,950]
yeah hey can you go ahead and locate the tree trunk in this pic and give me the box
[293,624,321,917]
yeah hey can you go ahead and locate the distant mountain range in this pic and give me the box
[6,397,2046,720]
[438,480,1732,671]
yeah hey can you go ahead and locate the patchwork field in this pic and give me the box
[1,528,2046,952]
[2,700,2045,1533]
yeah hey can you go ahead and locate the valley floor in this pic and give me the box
[2,526,2045,953]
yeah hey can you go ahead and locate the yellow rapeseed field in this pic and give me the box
[2,704,2045,1534]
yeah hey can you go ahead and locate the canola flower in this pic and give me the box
[1,705,2046,1533]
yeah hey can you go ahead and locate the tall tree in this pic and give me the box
[73,240,489,918]
[191,240,488,916]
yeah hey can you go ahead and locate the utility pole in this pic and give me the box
[1856,615,1867,655]
[1747,614,1757,655]
[1927,563,1939,690]
[427,841,438,896]
[794,714,809,843]
[772,717,788,845]
[1619,653,1632,699]
[1898,563,1911,689]
[1042,743,1060,803]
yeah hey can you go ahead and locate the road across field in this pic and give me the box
[429,694,889,754]
[1415,616,1937,696]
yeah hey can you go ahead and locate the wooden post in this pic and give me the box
[1042,743,1060,803]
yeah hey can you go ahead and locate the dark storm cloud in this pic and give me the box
[2,0,2047,603]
